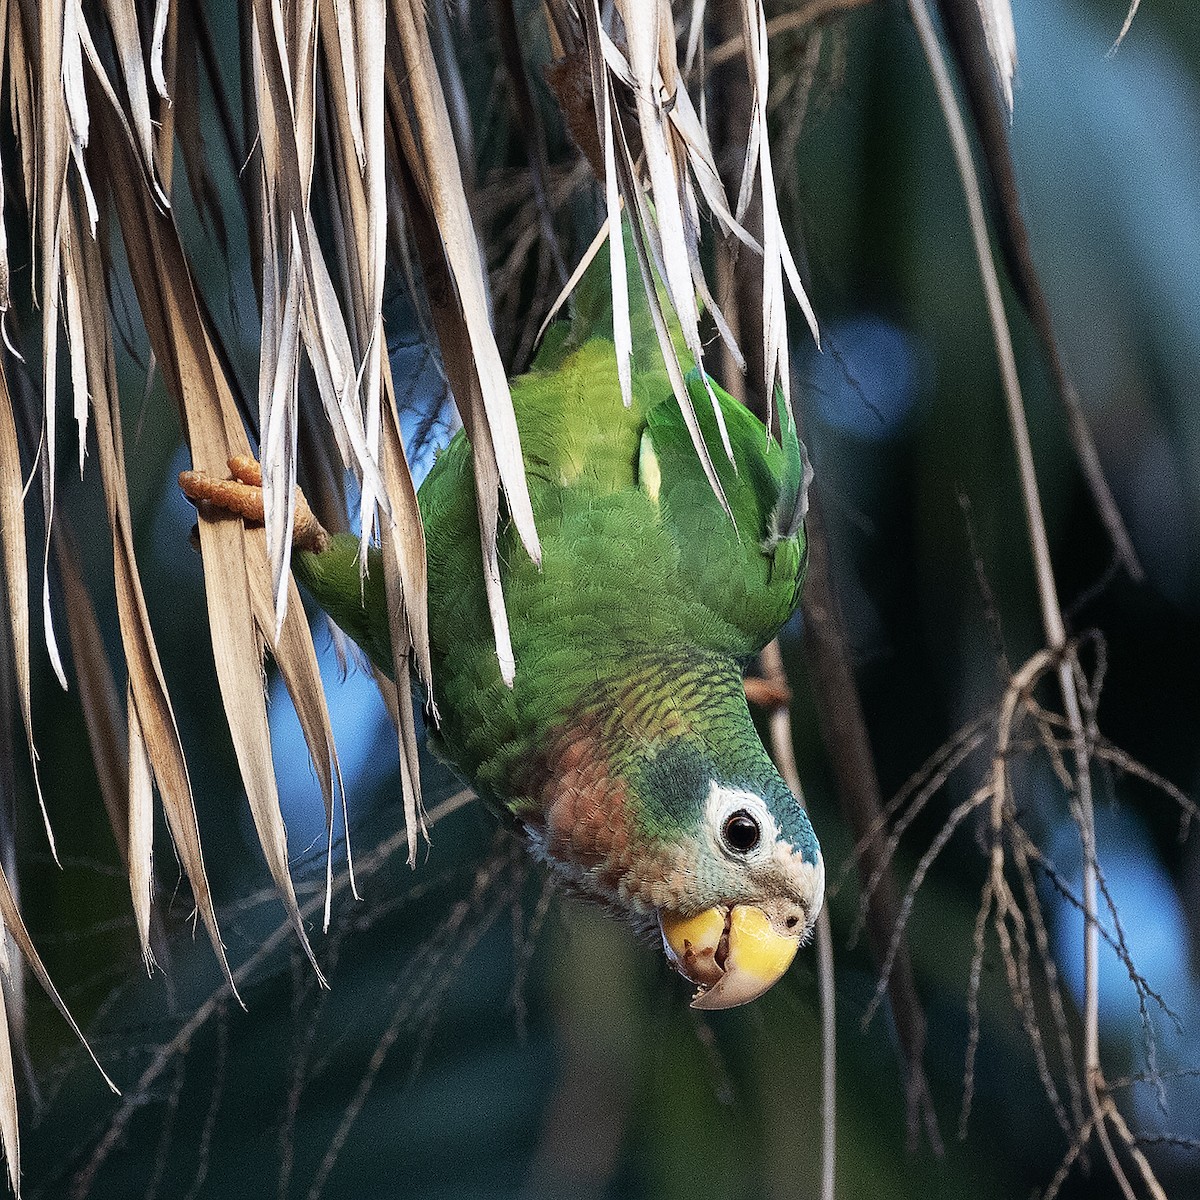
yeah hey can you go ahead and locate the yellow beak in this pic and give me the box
[659,904,800,1010]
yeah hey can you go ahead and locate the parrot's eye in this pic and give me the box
[722,811,761,854]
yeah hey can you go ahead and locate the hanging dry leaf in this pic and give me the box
[0,362,41,834]
[92,79,333,985]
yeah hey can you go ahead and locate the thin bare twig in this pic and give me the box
[906,2,1164,1195]
[71,789,476,1200]
[802,493,940,1152]
[305,839,524,1200]
[708,0,873,67]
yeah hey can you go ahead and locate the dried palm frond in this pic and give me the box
[0,0,824,1185]
[544,0,820,499]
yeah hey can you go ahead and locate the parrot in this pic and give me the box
[181,226,823,1009]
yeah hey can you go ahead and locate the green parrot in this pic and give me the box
[182,228,823,1008]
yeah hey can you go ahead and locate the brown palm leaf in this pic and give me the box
[0,1,833,1187]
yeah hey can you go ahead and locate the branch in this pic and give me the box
[759,640,836,1200]
[71,789,476,1200]
[906,3,1163,1194]
[801,494,941,1153]
[937,0,1142,582]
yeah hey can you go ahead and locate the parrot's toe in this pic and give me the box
[743,675,792,710]
[179,457,329,553]
[179,466,266,524]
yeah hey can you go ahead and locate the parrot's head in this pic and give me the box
[516,652,824,1009]
[632,739,825,1010]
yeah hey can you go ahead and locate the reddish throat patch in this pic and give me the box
[536,725,631,873]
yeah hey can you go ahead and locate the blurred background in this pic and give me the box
[6,0,1200,1196]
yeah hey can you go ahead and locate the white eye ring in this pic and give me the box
[706,783,775,861]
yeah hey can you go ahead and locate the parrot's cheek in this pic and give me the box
[659,904,799,1010]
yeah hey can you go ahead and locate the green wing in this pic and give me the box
[528,223,809,659]
[640,368,808,658]
[293,536,392,676]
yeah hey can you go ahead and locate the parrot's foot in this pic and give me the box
[179,455,330,553]
[743,675,791,710]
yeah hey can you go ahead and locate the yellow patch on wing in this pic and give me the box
[638,430,662,504]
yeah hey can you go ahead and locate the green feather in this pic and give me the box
[294,535,390,675]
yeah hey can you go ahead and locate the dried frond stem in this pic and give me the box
[72,788,476,1200]
[708,0,873,67]
[907,2,1163,1194]
[760,639,835,1200]
[1108,2,1143,57]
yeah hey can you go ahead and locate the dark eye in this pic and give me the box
[722,811,761,854]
